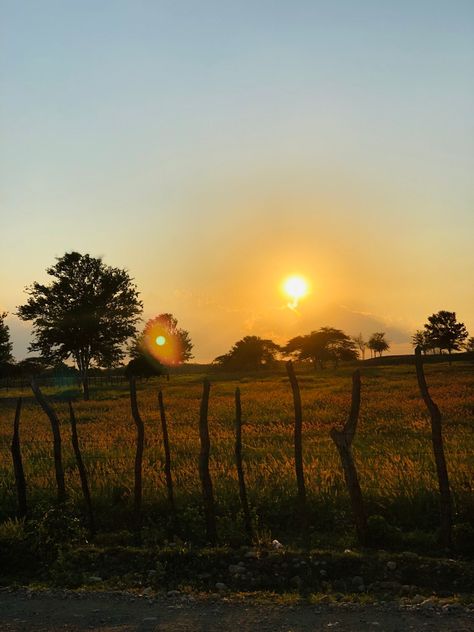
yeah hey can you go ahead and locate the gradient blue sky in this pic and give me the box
[1,1,473,361]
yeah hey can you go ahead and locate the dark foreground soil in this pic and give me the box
[0,590,473,632]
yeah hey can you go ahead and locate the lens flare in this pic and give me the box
[141,317,183,366]
[283,275,309,310]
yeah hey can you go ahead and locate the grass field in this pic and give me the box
[1,361,474,550]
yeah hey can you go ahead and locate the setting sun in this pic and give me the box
[283,275,309,310]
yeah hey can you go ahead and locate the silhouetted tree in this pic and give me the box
[352,333,367,360]
[214,335,280,371]
[17,252,142,400]
[0,312,13,364]
[125,356,168,380]
[367,332,390,357]
[285,327,358,369]
[130,313,193,366]
[423,311,468,361]
[411,330,429,354]
[465,337,474,353]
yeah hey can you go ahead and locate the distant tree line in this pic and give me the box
[1,252,471,391]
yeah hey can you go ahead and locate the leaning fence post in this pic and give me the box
[199,379,217,545]
[129,377,145,536]
[415,346,453,547]
[234,387,253,542]
[11,398,27,518]
[158,390,176,521]
[330,370,367,545]
[69,401,95,535]
[31,380,66,503]
[286,361,308,544]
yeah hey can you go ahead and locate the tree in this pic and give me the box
[352,333,367,360]
[214,336,280,371]
[423,311,468,360]
[131,313,193,367]
[0,312,13,364]
[411,330,429,354]
[465,337,474,353]
[367,332,390,357]
[285,327,358,369]
[17,252,143,400]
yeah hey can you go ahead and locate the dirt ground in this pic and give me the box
[0,590,473,632]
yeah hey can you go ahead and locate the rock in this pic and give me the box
[386,561,397,571]
[88,576,103,583]
[320,569,327,577]
[167,590,181,597]
[244,550,258,559]
[352,576,364,587]
[141,587,153,596]
[272,539,283,549]
[412,594,425,604]
[215,582,227,592]
[197,572,211,580]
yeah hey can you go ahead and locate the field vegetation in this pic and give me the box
[1,361,473,554]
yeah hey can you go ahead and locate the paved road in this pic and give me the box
[0,591,473,631]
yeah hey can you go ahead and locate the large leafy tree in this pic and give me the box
[17,252,143,399]
[0,312,14,364]
[423,310,468,359]
[214,335,280,371]
[284,327,358,369]
[367,332,390,358]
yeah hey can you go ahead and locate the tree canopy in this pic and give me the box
[284,327,358,369]
[0,312,13,365]
[367,332,390,357]
[214,335,280,371]
[423,310,468,357]
[131,313,193,367]
[17,252,142,399]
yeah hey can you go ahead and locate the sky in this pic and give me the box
[1,1,473,362]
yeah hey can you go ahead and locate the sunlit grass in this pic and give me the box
[0,362,473,544]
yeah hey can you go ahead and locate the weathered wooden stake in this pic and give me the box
[286,361,308,543]
[31,380,66,503]
[158,390,175,515]
[129,377,145,535]
[11,398,27,518]
[69,401,95,535]
[330,370,367,545]
[234,387,253,542]
[199,379,217,545]
[415,346,453,547]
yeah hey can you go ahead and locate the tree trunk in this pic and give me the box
[129,377,145,537]
[31,380,66,503]
[68,401,95,535]
[330,370,367,545]
[286,361,308,544]
[414,346,452,547]
[11,398,27,518]
[158,390,176,523]
[198,379,217,545]
[234,387,253,542]
[82,373,90,401]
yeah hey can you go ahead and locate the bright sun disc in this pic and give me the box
[283,275,308,300]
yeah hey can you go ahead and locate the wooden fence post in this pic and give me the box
[31,380,66,503]
[414,346,453,547]
[69,401,95,535]
[11,398,27,518]
[234,387,253,542]
[286,361,308,543]
[129,377,145,536]
[330,370,367,545]
[158,390,176,519]
[199,379,217,544]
